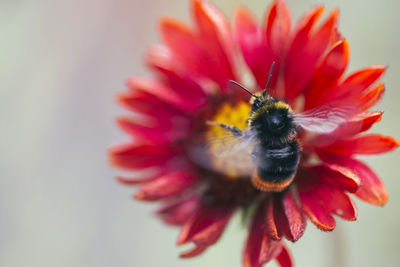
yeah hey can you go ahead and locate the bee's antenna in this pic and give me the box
[229,80,256,98]
[263,61,276,96]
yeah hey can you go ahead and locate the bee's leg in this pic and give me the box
[206,121,243,137]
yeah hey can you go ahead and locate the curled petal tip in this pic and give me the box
[179,245,207,258]
[134,191,146,200]
[392,138,400,148]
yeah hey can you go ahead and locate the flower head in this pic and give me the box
[110,0,398,266]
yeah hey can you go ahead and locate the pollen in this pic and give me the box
[205,102,255,179]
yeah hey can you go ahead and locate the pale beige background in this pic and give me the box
[1,0,399,267]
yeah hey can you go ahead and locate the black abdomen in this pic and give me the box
[253,140,300,182]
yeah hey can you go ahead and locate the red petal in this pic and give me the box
[315,184,357,220]
[192,0,237,85]
[109,144,180,170]
[125,77,192,113]
[305,40,350,109]
[118,87,185,121]
[259,235,283,264]
[265,0,291,55]
[299,194,336,231]
[243,202,266,267]
[313,111,382,147]
[297,173,336,231]
[178,205,233,258]
[177,205,233,246]
[261,0,292,91]
[352,159,388,206]
[160,19,219,85]
[243,200,285,266]
[359,83,385,111]
[265,195,281,240]
[234,0,291,90]
[324,65,386,103]
[280,191,306,241]
[332,28,345,44]
[158,196,200,225]
[266,193,305,242]
[322,134,399,156]
[310,164,360,193]
[318,154,388,205]
[180,244,208,258]
[146,47,209,112]
[276,245,293,267]
[116,116,192,144]
[234,7,275,89]
[116,175,157,186]
[285,7,338,99]
[135,171,198,201]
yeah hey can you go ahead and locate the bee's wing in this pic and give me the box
[293,104,356,134]
[188,128,259,177]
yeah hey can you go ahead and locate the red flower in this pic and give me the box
[109,0,398,266]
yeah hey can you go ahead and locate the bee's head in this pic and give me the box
[249,98,297,142]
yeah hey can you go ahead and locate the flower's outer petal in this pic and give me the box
[299,193,336,231]
[285,7,339,100]
[177,205,233,246]
[160,19,224,87]
[259,235,283,265]
[245,199,287,266]
[265,0,291,56]
[269,193,304,242]
[116,116,192,144]
[146,47,209,112]
[118,85,187,120]
[281,191,306,241]
[297,173,336,231]
[125,77,197,113]
[116,175,157,186]
[359,83,385,111]
[276,245,293,267]
[234,0,290,90]
[179,244,208,258]
[243,202,266,267]
[323,65,386,103]
[192,0,237,87]
[158,196,201,226]
[313,112,382,147]
[349,160,388,205]
[135,171,198,201]
[305,40,349,110]
[318,154,388,206]
[265,195,281,240]
[116,166,170,186]
[310,164,360,193]
[109,144,180,170]
[234,7,274,89]
[178,206,233,258]
[190,210,233,246]
[315,184,357,221]
[321,134,399,156]
[262,0,291,91]
[332,28,345,44]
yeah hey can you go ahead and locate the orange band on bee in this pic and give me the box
[251,172,295,192]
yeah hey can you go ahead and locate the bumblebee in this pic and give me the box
[248,93,300,192]
[194,63,355,192]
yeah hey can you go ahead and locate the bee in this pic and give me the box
[192,63,355,192]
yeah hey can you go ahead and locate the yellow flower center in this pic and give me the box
[205,101,256,179]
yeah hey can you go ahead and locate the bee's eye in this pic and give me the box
[254,100,263,109]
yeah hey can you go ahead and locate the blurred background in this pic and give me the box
[1,0,399,266]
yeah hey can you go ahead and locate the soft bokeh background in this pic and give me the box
[1,0,399,266]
